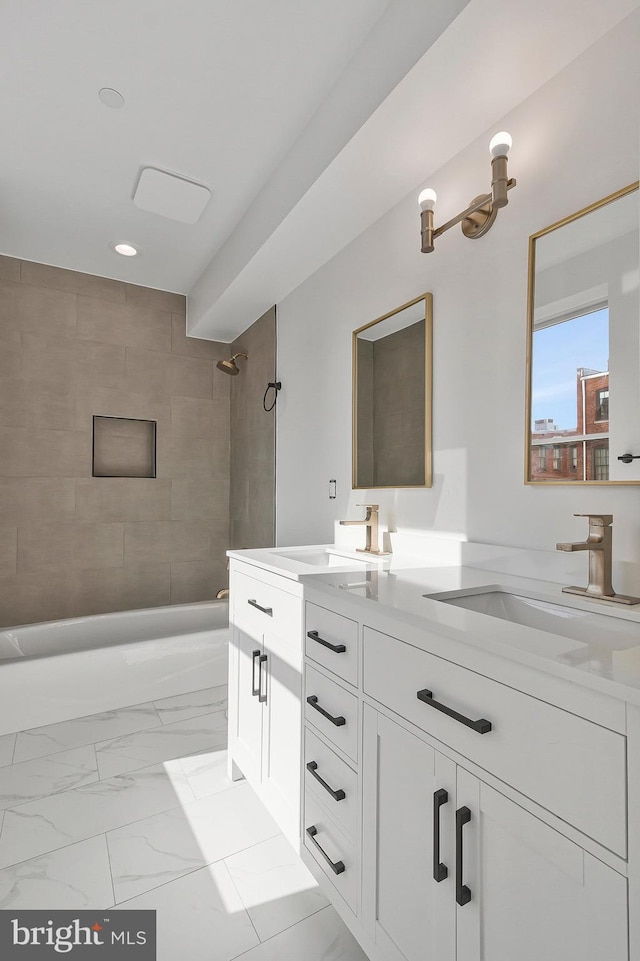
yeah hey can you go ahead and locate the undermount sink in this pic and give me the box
[425,587,640,648]
[275,548,373,567]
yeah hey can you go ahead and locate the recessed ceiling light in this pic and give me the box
[98,87,125,109]
[110,242,139,257]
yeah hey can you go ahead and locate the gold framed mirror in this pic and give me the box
[353,292,432,489]
[525,182,639,484]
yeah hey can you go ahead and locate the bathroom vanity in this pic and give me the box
[228,543,640,960]
[226,545,380,848]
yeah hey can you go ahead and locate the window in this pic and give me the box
[537,447,547,471]
[552,446,562,471]
[593,446,609,481]
[596,388,609,421]
[570,446,578,471]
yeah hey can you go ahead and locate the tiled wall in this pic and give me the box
[229,307,276,550]
[0,255,230,627]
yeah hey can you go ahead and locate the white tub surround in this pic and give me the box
[295,549,640,961]
[0,602,229,737]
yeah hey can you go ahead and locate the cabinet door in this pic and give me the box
[260,628,303,847]
[456,767,628,961]
[362,705,456,961]
[230,625,264,787]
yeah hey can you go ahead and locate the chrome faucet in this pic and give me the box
[556,514,640,605]
[339,504,390,556]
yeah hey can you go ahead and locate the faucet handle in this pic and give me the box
[356,504,379,511]
[574,513,613,526]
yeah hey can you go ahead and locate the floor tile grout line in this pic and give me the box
[229,905,333,960]
[103,831,117,909]
[221,848,262,944]
[3,703,227,773]
[0,747,229,817]
[0,767,251,873]
[106,829,282,908]
[4,684,226,765]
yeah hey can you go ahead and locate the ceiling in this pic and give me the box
[2,0,639,342]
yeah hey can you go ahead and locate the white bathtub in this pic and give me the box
[0,602,229,737]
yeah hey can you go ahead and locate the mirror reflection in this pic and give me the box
[353,293,432,489]
[526,183,639,483]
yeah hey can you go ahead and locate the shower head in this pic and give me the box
[216,351,248,375]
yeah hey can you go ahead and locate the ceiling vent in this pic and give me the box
[132,166,211,224]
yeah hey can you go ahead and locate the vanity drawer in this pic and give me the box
[305,665,359,763]
[364,627,627,856]
[304,791,358,915]
[231,570,301,645]
[304,727,358,840]
[305,602,358,686]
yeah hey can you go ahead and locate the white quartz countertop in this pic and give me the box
[228,543,640,705]
[299,564,640,706]
[227,545,394,580]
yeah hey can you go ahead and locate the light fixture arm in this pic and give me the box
[432,178,517,240]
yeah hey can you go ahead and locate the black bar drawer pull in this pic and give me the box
[306,761,346,801]
[417,689,492,734]
[306,825,345,875]
[307,630,346,654]
[456,806,471,906]
[248,598,273,616]
[433,788,448,882]
[306,695,346,727]
[251,649,261,697]
[258,654,268,703]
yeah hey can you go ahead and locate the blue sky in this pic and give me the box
[531,308,609,430]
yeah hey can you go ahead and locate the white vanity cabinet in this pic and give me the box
[299,582,633,961]
[227,559,304,847]
[362,706,627,961]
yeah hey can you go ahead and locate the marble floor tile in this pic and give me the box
[118,859,259,961]
[0,761,195,869]
[107,781,279,903]
[224,834,329,942]
[95,710,227,780]
[0,745,98,810]
[0,733,16,768]
[234,904,369,961]
[153,685,227,725]
[178,747,235,800]
[13,703,161,764]
[0,835,114,910]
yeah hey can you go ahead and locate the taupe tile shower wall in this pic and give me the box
[0,257,231,626]
[229,307,276,550]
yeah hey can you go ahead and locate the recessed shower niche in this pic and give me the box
[92,415,157,478]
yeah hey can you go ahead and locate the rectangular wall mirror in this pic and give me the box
[525,182,639,484]
[353,293,432,489]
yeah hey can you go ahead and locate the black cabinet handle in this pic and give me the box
[433,788,448,882]
[258,654,267,703]
[307,630,346,654]
[456,806,471,906]
[306,825,345,875]
[417,689,492,734]
[306,695,346,727]
[248,598,273,616]
[251,649,262,697]
[306,761,346,801]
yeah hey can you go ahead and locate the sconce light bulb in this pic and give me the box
[489,131,512,159]
[418,187,437,212]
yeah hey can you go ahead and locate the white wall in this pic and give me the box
[276,12,640,560]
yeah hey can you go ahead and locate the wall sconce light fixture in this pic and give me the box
[419,132,516,253]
